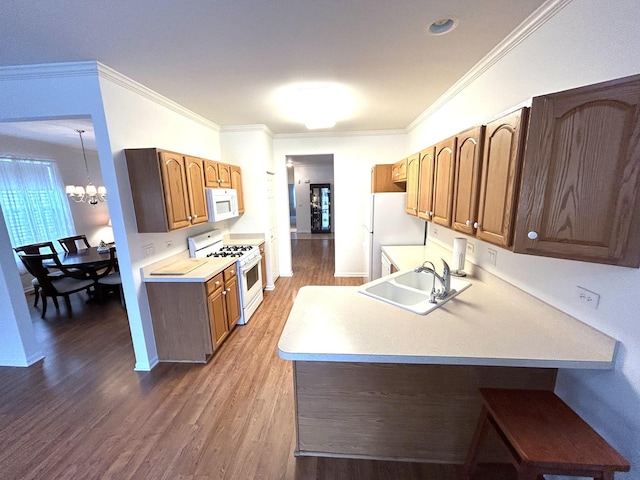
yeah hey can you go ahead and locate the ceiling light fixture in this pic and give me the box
[273,82,359,130]
[428,17,458,35]
[298,86,338,130]
[65,129,106,206]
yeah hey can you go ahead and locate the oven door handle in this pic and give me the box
[242,254,262,270]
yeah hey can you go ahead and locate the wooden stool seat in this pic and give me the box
[460,388,630,480]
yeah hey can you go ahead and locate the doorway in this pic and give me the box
[285,154,334,271]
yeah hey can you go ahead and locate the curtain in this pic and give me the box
[0,157,75,272]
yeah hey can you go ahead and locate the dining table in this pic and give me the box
[49,245,116,280]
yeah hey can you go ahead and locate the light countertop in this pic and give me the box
[141,251,236,283]
[278,246,618,369]
[141,232,265,283]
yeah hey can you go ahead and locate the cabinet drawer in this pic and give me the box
[224,264,237,282]
[206,273,224,296]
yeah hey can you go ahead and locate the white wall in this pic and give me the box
[97,66,222,371]
[219,126,278,288]
[273,132,407,276]
[408,0,640,474]
[292,162,334,233]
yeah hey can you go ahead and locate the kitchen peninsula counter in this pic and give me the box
[278,245,619,464]
[278,271,617,370]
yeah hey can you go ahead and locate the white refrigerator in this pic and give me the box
[363,192,426,281]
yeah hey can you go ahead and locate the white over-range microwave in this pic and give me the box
[206,188,239,222]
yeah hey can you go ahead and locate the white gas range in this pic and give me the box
[188,230,263,325]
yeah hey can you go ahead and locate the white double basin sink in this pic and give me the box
[358,269,472,315]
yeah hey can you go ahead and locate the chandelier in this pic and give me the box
[65,129,106,205]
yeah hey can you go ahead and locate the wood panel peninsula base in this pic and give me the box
[292,361,556,463]
[278,280,618,465]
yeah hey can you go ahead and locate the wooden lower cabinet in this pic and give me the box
[293,361,556,463]
[206,273,228,349]
[222,265,241,329]
[145,265,240,363]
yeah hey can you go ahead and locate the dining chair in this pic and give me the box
[58,234,91,253]
[94,247,124,307]
[17,252,95,319]
[13,241,62,307]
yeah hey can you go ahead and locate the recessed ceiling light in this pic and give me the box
[428,17,458,36]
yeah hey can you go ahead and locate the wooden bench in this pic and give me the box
[460,388,630,480]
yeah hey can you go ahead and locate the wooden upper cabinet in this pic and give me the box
[159,151,192,230]
[218,163,232,188]
[204,160,232,188]
[371,164,404,192]
[230,165,245,214]
[418,146,435,221]
[184,156,209,226]
[392,158,407,182]
[475,108,529,248]
[432,136,457,227]
[513,75,640,267]
[452,126,485,235]
[405,153,420,216]
[126,148,210,232]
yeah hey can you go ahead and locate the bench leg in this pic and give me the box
[460,406,491,480]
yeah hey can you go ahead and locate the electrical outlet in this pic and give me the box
[467,242,475,254]
[142,243,155,257]
[432,226,439,236]
[487,248,497,265]
[577,286,600,309]
[165,240,174,249]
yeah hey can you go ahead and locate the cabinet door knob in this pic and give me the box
[193,214,198,219]
[226,287,231,292]
[473,222,479,229]
[187,215,192,221]
[528,231,539,240]
[230,269,235,274]
[215,281,220,285]
[222,291,227,296]
[465,220,471,226]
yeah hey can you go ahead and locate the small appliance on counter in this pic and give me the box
[187,230,263,324]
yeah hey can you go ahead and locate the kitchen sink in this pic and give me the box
[358,269,471,315]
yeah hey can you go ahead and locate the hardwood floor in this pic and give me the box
[0,239,513,480]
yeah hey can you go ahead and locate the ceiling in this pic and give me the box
[1,0,548,141]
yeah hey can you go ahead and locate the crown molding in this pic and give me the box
[95,63,220,131]
[0,61,99,80]
[0,61,220,131]
[407,0,574,132]
[274,128,406,140]
[219,124,274,137]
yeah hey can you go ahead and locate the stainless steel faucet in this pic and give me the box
[414,259,451,300]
